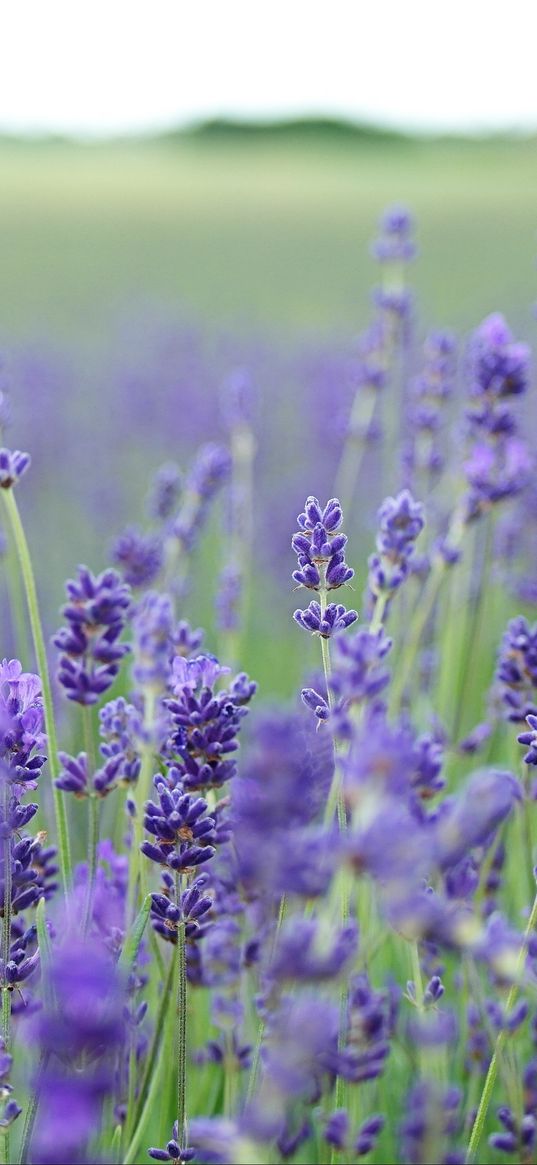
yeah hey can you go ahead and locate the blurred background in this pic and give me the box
[1,0,537,695]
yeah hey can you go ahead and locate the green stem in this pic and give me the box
[127,954,175,1146]
[127,688,156,922]
[82,707,100,934]
[220,422,256,669]
[390,558,445,710]
[466,888,537,1162]
[245,895,287,1107]
[18,1052,49,1165]
[82,794,100,936]
[2,489,71,893]
[175,873,187,1148]
[411,940,424,1010]
[5,528,32,665]
[369,593,387,636]
[319,573,347,834]
[334,388,378,516]
[124,1033,167,1165]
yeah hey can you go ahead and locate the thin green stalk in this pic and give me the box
[18,1052,49,1165]
[2,489,71,893]
[82,794,100,935]
[334,387,378,516]
[390,558,445,710]
[411,940,424,1010]
[175,873,187,1149]
[127,688,156,923]
[245,894,287,1107]
[369,592,387,636]
[128,954,175,1144]
[124,1033,168,1165]
[5,530,32,665]
[391,504,466,714]
[451,518,492,741]
[520,757,535,913]
[466,888,537,1162]
[319,572,346,834]
[18,901,53,1164]
[82,707,99,935]
[221,421,256,669]
[110,1124,122,1165]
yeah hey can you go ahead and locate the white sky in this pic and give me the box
[1,0,537,137]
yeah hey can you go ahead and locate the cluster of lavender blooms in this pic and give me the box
[463,313,532,521]
[403,330,456,488]
[292,496,358,637]
[3,203,537,1165]
[53,566,131,705]
[0,658,56,1139]
[366,488,425,609]
[371,205,416,323]
[111,443,230,593]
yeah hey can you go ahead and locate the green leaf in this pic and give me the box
[118,894,151,975]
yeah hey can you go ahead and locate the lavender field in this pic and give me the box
[1,134,537,1165]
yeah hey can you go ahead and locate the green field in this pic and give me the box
[1,132,537,343]
[1,129,536,701]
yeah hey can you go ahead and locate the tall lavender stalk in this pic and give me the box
[217,369,256,668]
[53,564,131,915]
[335,207,415,511]
[292,496,357,827]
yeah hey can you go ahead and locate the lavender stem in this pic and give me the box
[466,887,537,1162]
[2,489,72,894]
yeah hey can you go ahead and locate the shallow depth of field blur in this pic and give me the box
[2,129,537,697]
[4,113,537,1165]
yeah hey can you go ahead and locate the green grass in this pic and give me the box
[0,134,536,343]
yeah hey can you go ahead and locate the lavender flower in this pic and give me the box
[496,616,537,721]
[292,496,354,592]
[468,313,530,413]
[302,626,392,726]
[367,489,425,603]
[343,973,398,1085]
[55,750,123,798]
[164,653,255,791]
[99,696,142,784]
[372,206,416,265]
[141,778,217,872]
[435,769,521,871]
[519,714,537,764]
[147,461,183,521]
[489,1108,537,1157]
[215,564,242,633]
[174,443,231,551]
[293,601,358,639]
[54,566,131,704]
[150,872,212,945]
[0,658,46,784]
[268,919,358,984]
[149,1122,194,1162]
[0,448,30,489]
[31,933,126,1164]
[0,1040,21,1132]
[132,590,174,689]
[463,314,532,520]
[400,1082,462,1165]
[111,525,163,588]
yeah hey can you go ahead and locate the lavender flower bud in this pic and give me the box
[54,566,131,705]
[0,448,30,489]
[111,525,163,588]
